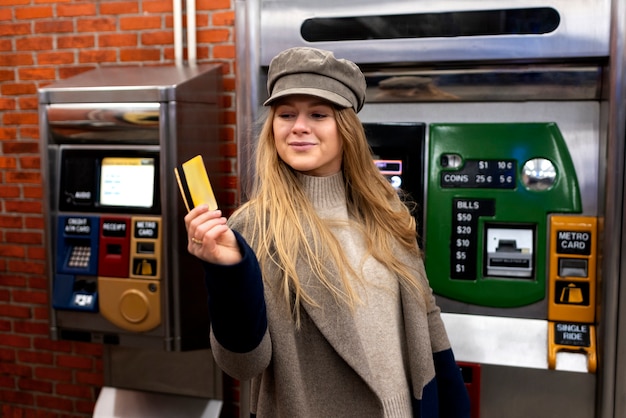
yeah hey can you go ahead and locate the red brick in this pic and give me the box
[13,289,48,305]
[37,51,75,65]
[19,378,53,394]
[24,186,43,199]
[75,371,104,386]
[18,350,54,365]
[143,0,172,13]
[35,20,74,34]
[78,50,117,63]
[0,389,35,406]
[197,0,230,10]
[0,156,17,168]
[0,348,16,362]
[14,320,49,335]
[18,68,55,81]
[56,355,93,370]
[2,141,39,154]
[120,16,162,31]
[8,260,46,275]
[0,52,35,66]
[198,29,230,43]
[76,399,99,415]
[4,200,43,215]
[0,334,32,350]
[98,33,137,47]
[100,1,139,15]
[36,394,73,412]
[120,48,161,62]
[33,338,73,353]
[141,31,172,45]
[32,306,49,321]
[76,17,117,32]
[19,126,40,139]
[214,44,235,59]
[58,66,95,79]
[0,185,18,198]
[213,11,235,26]
[0,9,12,21]
[6,231,42,244]
[35,366,72,382]
[0,274,27,287]
[74,342,103,356]
[0,375,14,390]
[14,5,53,19]
[56,383,93,399]
[0,23,30,36]
[0,69,15,81]
[57,34,95,49]
[2,109,39,122]
[0,215,23,228]
[28,275,48,290]
[0,39,12,51]
[18,96,39,110]
[16,36,54,51]
[0,304,31,319]
[57,3,97,17]
[5,171,40,184]
[0,245,26,258]
[25,216,44,229]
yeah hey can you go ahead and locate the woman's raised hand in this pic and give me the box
[184,206,242,265]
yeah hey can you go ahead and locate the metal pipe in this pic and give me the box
[186,0,197,67]
[173,0,184,67]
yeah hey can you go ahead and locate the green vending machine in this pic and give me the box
[425,123,582,308]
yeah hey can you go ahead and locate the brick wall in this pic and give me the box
[0,0,238,416]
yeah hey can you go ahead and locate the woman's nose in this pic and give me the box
[291,114,311,134]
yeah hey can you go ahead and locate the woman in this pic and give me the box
[185,47,470,417]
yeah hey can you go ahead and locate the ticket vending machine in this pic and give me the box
[39,66,224,405]
[424,123,598,371]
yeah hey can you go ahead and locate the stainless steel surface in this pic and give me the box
[236,0,261,202]
[237,1,626,416]
[38,65,220,104]
[104,346,223,399]
[46,103,161,144]
[602,0,626,416]
[479,364,596,418]
[442,313,588,372]
[359,101,600,218]
[39,65,222,350]
[259,0,611,65]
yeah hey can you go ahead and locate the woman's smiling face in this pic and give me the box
[272,95,343,177]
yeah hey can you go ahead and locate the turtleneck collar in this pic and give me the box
[296,171,346,211]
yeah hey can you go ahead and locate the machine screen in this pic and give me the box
[99,157,155,208]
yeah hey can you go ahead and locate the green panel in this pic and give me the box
[425,123,581,307]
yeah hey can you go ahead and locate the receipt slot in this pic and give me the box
[40,65,222,350]
[424,123,582,308]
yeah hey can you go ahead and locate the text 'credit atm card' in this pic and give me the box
[174,155,218,212]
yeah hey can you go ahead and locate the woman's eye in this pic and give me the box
[277,112,295,119]
[310,112,328,119]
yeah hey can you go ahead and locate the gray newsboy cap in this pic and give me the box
[264,47,367,113]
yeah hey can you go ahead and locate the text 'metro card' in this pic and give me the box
[174,155,218,212]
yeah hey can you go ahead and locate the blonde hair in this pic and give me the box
[234,106,424,324]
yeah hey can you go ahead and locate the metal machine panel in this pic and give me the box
[259,0,610,65]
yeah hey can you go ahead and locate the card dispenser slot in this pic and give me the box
[129,217,162,280]
[137,242,155,254]
[559,258,588,278]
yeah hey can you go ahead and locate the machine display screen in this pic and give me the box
[100,157,155,208]
[58,148,160,214]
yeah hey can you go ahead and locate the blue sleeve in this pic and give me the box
[202,230,268,353]
[433,349,471,418]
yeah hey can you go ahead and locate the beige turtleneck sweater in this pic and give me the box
[298,172,412,418]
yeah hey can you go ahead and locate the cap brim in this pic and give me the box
[263,87,352,109]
